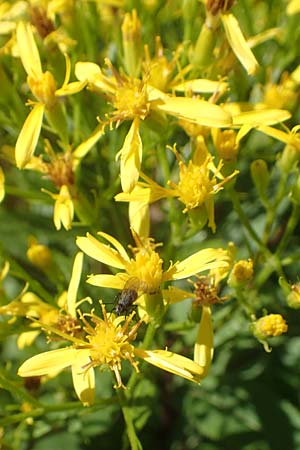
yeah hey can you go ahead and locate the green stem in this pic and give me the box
[228,187,262,246]
[262,174,287,244]
[118,389,143,450]
[276,202,300,255]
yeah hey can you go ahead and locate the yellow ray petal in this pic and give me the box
[71,356,95,406]
[55,80,87,96]
[18,347,87,377]
[75,61,102,81]
[232,109,291,127]
[135,348,205,383]
[67,252,83,317]
[97,232,130,262]
[169,249,229,280]
[72,123,106,168]
[117,117,142,193]
[15,103,45,169]
[86,273,125,289]
[76,234,127,269]
[129,200,150,237]
[16,21,42,78]
[172,79,228,95]
[194,306,214,377]
[221,13,259,75]
[155,96,232,128]
[17,330,40,349]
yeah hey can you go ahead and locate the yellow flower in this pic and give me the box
[116,148,238,232]
[69,58,232,193]
[18,302,206,405]
[15,21,71,169]
[42,184,74,231]
[76,229,229,321]
[253,314,288,340]
[0,252,86,348]
[228,259,254,287]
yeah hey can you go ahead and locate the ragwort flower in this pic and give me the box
[76,228,230,319]
[18,301,207,406]
[15,21,73,169]
[116,146,238,232]
[68,56,232,193]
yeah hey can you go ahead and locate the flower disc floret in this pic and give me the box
[175,159,215,212]
[124,247,164,292]
[112,78,149,121]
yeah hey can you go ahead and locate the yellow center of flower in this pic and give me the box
[81,306,141,387]
[125,247,164,293]
[28,71,57,107]
[112,78,149,120]
[176,160,215,212]
[87,320,134,366]
[254,314,288,338]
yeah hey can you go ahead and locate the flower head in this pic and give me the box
[18,301,207,405]
[252,314,288,340]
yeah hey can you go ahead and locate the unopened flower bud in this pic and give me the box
[277,144,299,174]
[27,238,52,271]
[252,314,288,340]
[287,283,300,309]
[228,259,253,288]
[250,159,269,198]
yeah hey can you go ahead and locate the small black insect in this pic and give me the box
[115,278,147,316]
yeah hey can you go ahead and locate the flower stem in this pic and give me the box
[118,389,143,450]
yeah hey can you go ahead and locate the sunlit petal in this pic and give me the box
[194,306,214,377]
[221,13,258,75]
[135,348,205,383]
[18,347,82,377]
[72,355,95,406]
[15,103,45,169]
[76,233,127,269]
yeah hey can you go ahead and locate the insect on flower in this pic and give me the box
[115,277,148,315]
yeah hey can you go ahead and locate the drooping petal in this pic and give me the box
[135,348,205,383]
[16,21,42,78]
[53,185,74,231]
[129,200,150,237]
[72,123,106,168]
[15,103,45,169]
[117,117,142,193]
[194,306,214,377]
[18,347,82,377]
[67,252,83,317]
[168,248,229,281]
[76,233,127,269]
[221,13,259,75]
[71,355,95,406]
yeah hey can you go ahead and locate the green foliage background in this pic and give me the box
[0,0,300,449]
